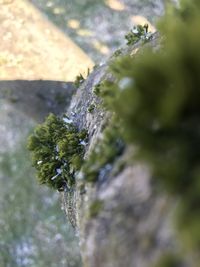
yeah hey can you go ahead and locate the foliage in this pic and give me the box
[98,0,200,253]
[87,104,96,113]
[153,254,182,267]
[125,24,152,46]
[74,73,85,88]
[82,122,125,182]
[27,113,87,191]
[74,69,90,88]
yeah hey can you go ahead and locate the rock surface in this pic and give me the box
[63,34,192,267]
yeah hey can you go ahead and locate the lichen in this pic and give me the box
[27,113,87,191]
[93,83,102,96]
[112,48,123,58]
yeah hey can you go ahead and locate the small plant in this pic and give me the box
[125,24,152,46]
[74,73,85,88]
[112,48,123,57]
[87,104,95,113]
[93,83,102,96]
[153,254,182,267]
[74,68,90,88]
[27,113,87,191]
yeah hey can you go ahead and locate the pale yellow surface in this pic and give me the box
[131,15,156,33]
[105,0,126,11]
[0,0,94,81]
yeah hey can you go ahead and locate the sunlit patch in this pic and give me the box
[46,1,53,8]
[105,0,126,11]
[52,7,65,15]
[130,47,139,56]
[0,0,94,80]
[77,29,94,37]
[131,15,156,33]
[0,0,13,4]
[67,19,80,29]
[92,40,110,55]
[0,52,24,67]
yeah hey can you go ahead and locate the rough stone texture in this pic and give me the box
[64,34,192,267]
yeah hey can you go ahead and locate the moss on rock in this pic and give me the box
[27,113,87,191]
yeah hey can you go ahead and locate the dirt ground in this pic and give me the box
[0,0,94,81]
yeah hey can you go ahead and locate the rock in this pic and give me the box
[64,33,192,267]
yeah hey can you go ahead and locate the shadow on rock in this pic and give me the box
[0,80,76,122]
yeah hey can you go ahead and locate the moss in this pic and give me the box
[93,83,102,96]
[87,104,96,113]
[153,254,182,267]
[74,69,90,88]
[125,24,152,46]
[74,73,85,88]
[27,113,87,191]
[96,0,200,254]
[79,183,86,195]
[89,200,104,218]
[82,121,125,183]
[112,48,123,58]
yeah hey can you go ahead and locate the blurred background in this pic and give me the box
[0,0,165,266]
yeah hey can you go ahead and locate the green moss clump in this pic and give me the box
[82,123,125,183]
[74,73,85,88]
[27,113,87,191]
[112,48,123,58]
[125,24,152,46]
[97,0,200,252]
[89,200,104,218]
[93,83,102,96]
[87,104,96,113]
[153,254,182,267]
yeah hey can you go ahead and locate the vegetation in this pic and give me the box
[153,254,182,267]
[87,104,96,113]
[82,122,125,183]
[74,73,85,88]
[125,24,152,46]
[25,0,200,264]
[27,113,87,191]
[97,0,200,255]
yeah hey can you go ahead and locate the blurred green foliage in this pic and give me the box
[125,24,151,46]
[98,0,200,254]
[153,253,182,267]
[74,73,85,88]
[27,113,87,191]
